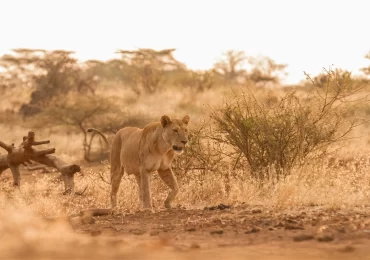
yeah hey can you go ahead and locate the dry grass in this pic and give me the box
[1,84,370,258]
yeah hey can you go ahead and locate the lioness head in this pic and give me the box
[161,115,190,154]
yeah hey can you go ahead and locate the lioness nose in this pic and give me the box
[181,140,187,145]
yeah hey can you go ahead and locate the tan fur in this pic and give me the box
[88,115,190,211]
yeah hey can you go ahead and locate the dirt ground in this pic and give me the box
[65,203,370,259]
[2,168,370,259]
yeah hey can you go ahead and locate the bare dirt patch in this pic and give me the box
[2,167,370,259]
[68,203,370,259]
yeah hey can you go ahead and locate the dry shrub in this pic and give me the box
[210,69,365,182]
[173,121,230,182]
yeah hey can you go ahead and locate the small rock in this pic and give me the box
[284,224,304,230]
[337,227,346,233]
[190,243,200,249]
[150,231,160,236]
[90,230,102,236]
[245,227,260,234]
[293,234,314,242]
[217,204,231,210]
[210,230,224,235]
[81,215,95,224]
[113,227,123,232]
[338,245,355,253]
[69,216,82,226]
[286,219,298,224]
[252,209,262,214]
[204,204,231,211]
[317,235,334,242]
[185,227,196,232]
[130,229,146,235]
[237,210,250,216]
[274,222,284,228]
[109,239,124,246]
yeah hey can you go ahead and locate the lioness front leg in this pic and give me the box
[140,168,153,210]
[158,168,179,209]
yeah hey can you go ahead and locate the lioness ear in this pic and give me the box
[161,115,172,128]
[182,115,190,124]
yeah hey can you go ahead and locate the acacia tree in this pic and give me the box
[247,56,287,85]
[0,49,97,116]
[213,51,288,86]
[213,50,247,83]
[85,59,135,85]
[116,48,185,95]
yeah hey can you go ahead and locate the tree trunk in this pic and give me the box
[0,131,81,193]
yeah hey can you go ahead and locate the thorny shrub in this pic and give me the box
[210,69,366,182]
[172,121,232,189]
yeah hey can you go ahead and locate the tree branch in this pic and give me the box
[0,141,12,153]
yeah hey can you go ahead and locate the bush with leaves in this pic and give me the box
[211,69,365,182]
[172,121,232,188]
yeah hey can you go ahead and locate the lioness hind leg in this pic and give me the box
[158,168,179,209]
[110,166,124,208]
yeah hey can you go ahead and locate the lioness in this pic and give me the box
[88,115,190,211]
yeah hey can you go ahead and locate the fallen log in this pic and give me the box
[0,131,81,193]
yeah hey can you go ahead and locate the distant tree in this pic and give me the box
[0,49,97,116]
[213,50,247,83]
[85,59,135,85]
[178,69,217,92]
[361,51,370,76]
[307,68,354,89]
[247,56,287,85]
[116,48,185,95]
[32,93,121,162]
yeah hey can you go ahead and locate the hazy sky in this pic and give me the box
[0,0,369,84]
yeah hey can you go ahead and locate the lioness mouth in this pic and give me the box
[172,146,183,152]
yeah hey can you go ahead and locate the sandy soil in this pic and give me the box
[2,168,370,259]
[65,203,370,260]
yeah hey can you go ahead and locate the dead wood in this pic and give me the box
[26,164,51,172]
[44,207,113,225]
[69,208,113,218]
[0,131,81,193]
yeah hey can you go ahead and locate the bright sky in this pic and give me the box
[0,0,369,84]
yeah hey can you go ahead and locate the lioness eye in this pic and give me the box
[173,129,178,133]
